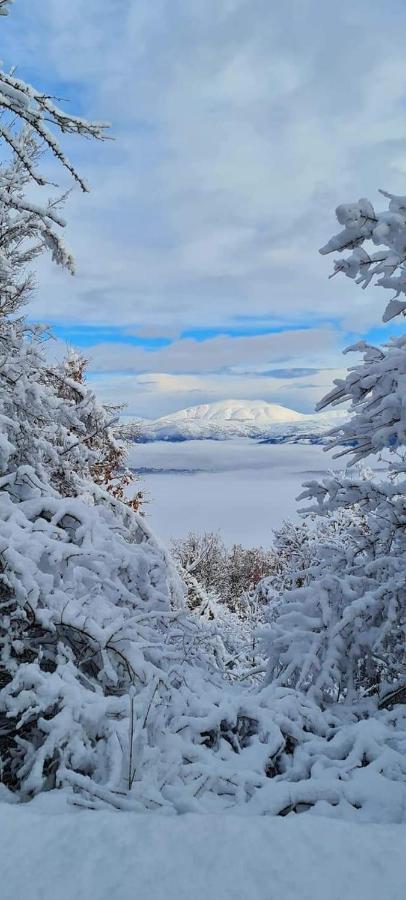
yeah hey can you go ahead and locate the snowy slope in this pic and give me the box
[133,399,346,442]
[1,793,405,900]
[167,398,306,424]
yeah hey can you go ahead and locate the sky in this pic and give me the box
[2,0,406,418]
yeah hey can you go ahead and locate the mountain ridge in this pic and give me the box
[165,398,307,425]
[128,398,346,443]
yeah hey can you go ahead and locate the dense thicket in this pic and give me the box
[171,531,274,611]
[0,7,185,798]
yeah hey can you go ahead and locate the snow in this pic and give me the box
[0,793,405,900]
[134,399,346,441]
[167,398,307,423]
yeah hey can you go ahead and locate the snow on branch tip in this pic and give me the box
[0,71,110,191]
[0,0,13,15]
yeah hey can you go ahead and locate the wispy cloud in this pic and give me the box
[78,327,340,374]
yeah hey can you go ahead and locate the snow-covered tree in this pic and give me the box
[171,531,275,612]
[265,193,406,703]
[224,544,273,610]
[0,6,181,798]
[0,129,76,318]
[54,348,143,510]
[0,46,107,193]
[171,531,228,597]
[0,1,13,16]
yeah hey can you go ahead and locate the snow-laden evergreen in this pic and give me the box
[265,193,406,709]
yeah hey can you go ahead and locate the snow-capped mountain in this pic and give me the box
[132,399,346,443]
[165,399,306,424]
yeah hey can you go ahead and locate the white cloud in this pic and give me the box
[87,367,345,419]
[80,327,340,374]
[4,0,406,414]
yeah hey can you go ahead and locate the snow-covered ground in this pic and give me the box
[128,440,349,544]
[1,793,405,900]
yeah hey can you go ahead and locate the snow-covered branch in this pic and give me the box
[0,69,109,191]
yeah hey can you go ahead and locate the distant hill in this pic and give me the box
[128,399,346,443]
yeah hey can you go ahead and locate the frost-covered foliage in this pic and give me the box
[265,193,406,707]
[252,189,406,818]
[0,130,75,316]
[318,193,406,461]
[0,4,108,315]
[171,531,274,611]
[0,316,277,804]
[258,517,343,600]
[320,192,406,318]
[0,1,12,16]
[0,5,175,798]
[256,509,365,604]
[0,320,136,500]
[171,532,227,602]
[0,262,188,797]
[56,349,143,511]
[171,532,273,679]
[0,53,107,192]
